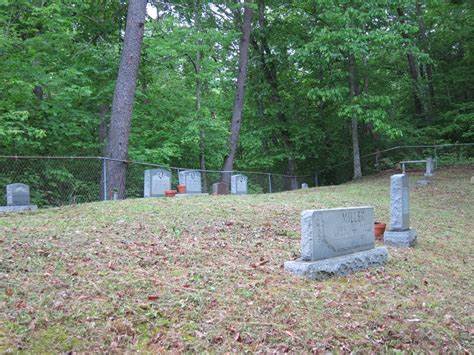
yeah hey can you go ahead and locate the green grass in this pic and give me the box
[1,167,473,352]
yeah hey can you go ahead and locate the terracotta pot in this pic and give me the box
[374,222,386,239]
[165,189,177,197]
[177,184,186,194]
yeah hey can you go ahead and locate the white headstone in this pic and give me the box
[301,183,309,189]
[178,170,202,194]
[144,169,171,197]
[231,174,248,195]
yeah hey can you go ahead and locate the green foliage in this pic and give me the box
[0,0,472,183]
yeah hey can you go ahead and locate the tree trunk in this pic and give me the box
[349,54,362,179]
[104,0,146,200]
[221,0,252,188]
[397,7,426,119]
[254,0,297,189]
[194,0,207,192]
[416,0,434,123]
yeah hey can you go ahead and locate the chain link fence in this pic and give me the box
[316,143,474,185]
[0,156,315,207]
[1,143,472,208]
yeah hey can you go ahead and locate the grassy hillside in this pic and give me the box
[1,167,473,352]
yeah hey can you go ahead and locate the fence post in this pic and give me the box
[314,173,318,187]
[434,146,438,170]
[268,173,272,193]
[102,157,107,201]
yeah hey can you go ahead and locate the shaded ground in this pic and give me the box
[1,167,473,352]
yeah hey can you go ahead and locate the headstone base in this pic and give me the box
[175,193,209,198]
[384,228,417,248]
[284,247,388,280]
[0,205,38,214]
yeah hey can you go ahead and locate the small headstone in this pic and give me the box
[1,183,37,214]
[178,170,202,194]
[212,182,228,195]
[7,183,30,206]
[285,207,388,280]
[301,183,309,189]
[144,169,172,197]
[424,157,434,177]
[384,174,417,247]
[470,176,474,184]
[231,174,248,195]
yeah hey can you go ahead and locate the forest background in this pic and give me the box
[1,0,472,195]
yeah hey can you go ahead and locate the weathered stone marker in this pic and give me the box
[178,170,202,194]
[424,157,434,177]
[231,174,248,195]
[0,183,38,213]
[384,174,417,247]
[7,183,30,206]
[285,207,388,280]
[144,169,171,197]
[212,182,228,195]
[301,183,309,189]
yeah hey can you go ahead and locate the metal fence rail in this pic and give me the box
[0,143,472,208]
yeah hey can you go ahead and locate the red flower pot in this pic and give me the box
[177,184,186,194]
[374,222,386,239]
[165,189,177,197]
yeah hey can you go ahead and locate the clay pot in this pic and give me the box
[165,189,177,197]
[177,184,186,194]
[374,222,386,239]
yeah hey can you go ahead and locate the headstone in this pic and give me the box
[178,170,202,194]
[301,183,309,189]
[1,183,38,214]
[212,182,228,195]
[285,207,388,280]
[231,174,248,195]
[144,169,171,197]
[7,183,30,206]
[471,176,474,184]
[384,174,417,247]
[424,157,434,177]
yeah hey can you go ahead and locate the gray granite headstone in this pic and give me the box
[178,170,202,194]
[300,207,375,261]
[7,183,30,206]
[424,157,434,177]
[1,183,37,214]
[285,207,388,280]
[144,169,171,197]
[388,174,410,231]
[231,174,248,195]
[384,173,417,247]
[301,183,309,189]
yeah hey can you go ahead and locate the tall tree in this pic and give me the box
[349,54,362,179]
[104,0,147,199]
[221,0,253,188]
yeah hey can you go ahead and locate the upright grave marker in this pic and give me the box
[144,169,171,197]
[424,157,434,177]
[231,174,248,195]
[178,170,202,194]
[212,182,228,195]
[285,207,388,280]
[301,183,309,189]
[0,183,38,213]
[384,174,417,247]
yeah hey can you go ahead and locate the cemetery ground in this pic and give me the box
[1,167,472,353]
